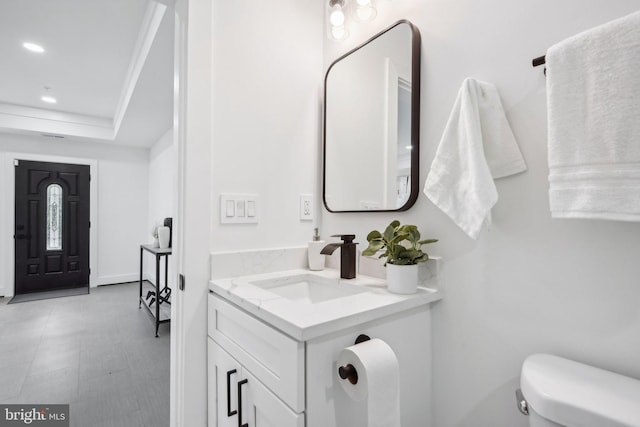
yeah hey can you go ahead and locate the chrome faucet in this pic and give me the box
[320,234,358,279]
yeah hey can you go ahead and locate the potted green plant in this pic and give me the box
[362,220,437,294]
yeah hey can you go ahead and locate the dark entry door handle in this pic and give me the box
[14,234,30,239]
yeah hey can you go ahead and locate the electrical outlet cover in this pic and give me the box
[300,194,313,221]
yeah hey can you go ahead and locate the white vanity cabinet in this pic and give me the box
[208,281,436,427]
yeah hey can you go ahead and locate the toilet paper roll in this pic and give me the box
[337,338,401,427]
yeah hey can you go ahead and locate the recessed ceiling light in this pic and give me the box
[41,96,57,104]
[23,42,45,53]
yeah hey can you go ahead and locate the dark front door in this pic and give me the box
[14,160,90,294]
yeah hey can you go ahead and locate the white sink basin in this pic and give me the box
[249,273,367,304]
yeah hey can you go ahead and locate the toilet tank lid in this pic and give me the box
[521,354,640,427]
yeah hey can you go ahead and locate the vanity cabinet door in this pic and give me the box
[209,339,244,427]
[244,370,305,427]
[210,338,304,427]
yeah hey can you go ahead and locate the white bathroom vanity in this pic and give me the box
[207,268,441,427]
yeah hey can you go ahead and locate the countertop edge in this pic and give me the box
[208,278,441,341]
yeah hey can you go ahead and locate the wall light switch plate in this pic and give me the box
[220,194,258,224]
[300,194,313,221]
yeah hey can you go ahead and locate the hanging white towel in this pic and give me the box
[547,10,640,220]
[423,78,527,239]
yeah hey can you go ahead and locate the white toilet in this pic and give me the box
[518,353,640,427]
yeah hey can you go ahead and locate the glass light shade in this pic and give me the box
[355,5,377,22]
[331,25,348,40]
[328,1,348,41]
[329,5,345,26]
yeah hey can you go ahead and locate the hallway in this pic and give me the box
[0,282,169,427]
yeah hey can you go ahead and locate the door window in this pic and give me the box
[46,183,63,250]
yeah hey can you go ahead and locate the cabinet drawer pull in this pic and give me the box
[237,378,248,427]
[226,369,238,417]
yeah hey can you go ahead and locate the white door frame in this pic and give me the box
[0,152,98,298]
[170,0,187,424]
[171,0,212,426]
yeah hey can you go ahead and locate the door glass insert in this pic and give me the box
[46,184,62,250]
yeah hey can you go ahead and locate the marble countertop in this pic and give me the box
[209,268,442,341]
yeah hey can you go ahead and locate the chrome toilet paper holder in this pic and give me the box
[338,334,370,385]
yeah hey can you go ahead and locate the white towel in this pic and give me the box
[547,10,640,220]
[423,78,527,239]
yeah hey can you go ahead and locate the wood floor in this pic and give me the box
[0,282,170,427]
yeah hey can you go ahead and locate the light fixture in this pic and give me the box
[327,0,379,40]
[354,0,377,22]
[328,0,349,40]
[41,86,57,104]
[23,42,45,53]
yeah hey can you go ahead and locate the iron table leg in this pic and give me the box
[139,247,143,308]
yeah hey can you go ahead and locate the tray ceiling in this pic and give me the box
[0,0,174,147]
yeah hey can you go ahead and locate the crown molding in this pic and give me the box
[0,103,113,140]
[0,1,168,144]
[112,1,168,135]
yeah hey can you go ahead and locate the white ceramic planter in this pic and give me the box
[386,263,419,294]
[158,226,171,249]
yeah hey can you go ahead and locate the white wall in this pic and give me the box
[144,128,177,287]
[175,3,322,425]
[210,0,324,252]
[321,1,640,426]
[0,133,148,296]
[171,3,324,423]
[96,159,148,284]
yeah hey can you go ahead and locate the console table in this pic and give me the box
[139,244,171,336]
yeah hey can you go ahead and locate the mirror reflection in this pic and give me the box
[323,20,421,212]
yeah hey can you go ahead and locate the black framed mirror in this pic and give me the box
[323,20,421,212]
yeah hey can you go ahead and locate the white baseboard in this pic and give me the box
[95,273,140,287]
[95,273,169,288]
[0,274,141,295]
